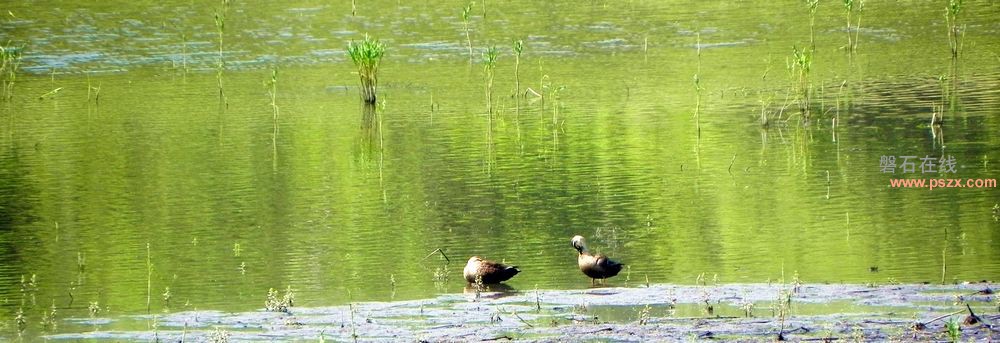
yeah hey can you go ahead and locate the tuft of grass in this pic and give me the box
[264,286,295,313]
[788,46,813,119]
[347,34,386,104]
[946,316,960,342]
[0,43,23,100]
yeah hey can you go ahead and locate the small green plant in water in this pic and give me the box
[638,304,651,325]
[512,39,524,96]
[347,34,386,104]
[15,307,26,335]
[946,316,960,342]
[789,46,813,119]
[483,45,499,113]
[88,301,101,317]
[213,0,229,103]
[805,0,819,51]
[462,2,474,62]
[946,0,964,57]
[264,286,295,313]
[0,43,23,100]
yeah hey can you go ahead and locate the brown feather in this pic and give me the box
[464,256,520,284]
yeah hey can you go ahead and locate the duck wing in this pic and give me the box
[595,254,624,277]
[475,259,521,284]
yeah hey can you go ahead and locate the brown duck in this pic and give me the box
[571,235,624,285]
[463,256,520,284]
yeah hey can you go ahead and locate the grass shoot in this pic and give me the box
[347,34,386,104]
[462,2,474,63]
[512,39,523,97]
[1,43,23,100]
[789,46,813,119]
[483,45,499,114]
[946,0,964,57]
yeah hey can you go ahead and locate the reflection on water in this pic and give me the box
[0,0,999,339]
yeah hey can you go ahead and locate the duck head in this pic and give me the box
[571,235,588,254]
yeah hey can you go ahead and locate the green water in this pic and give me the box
[1,0,999,339]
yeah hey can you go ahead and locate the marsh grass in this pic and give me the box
[0,43,23,100]
[946,0,964,57]
[266,68,279,169]
[806,0,819,51]
[347,34,386,104]
[694,33,703,139]
[146,243,152,313]
[843,0,865,53]
[483,46,499,114]
[462,2,474,63]
[214,0,230,105]
[789,46,813,119]
[86,72,101,104]
[264,286,295,313]
[512,39,523,97]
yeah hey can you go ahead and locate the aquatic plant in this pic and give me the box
[843,0,865,52]
[843,0,854,51]
[86,72,101,104]
[162,287,172,306]
[946,316,960,342]
[88,301,101,317]
[146,243,153,313]
[264,286,295,313]
[806,0,819,51]
[638,304,651,325]
[214,0,230,103]
[483,45,499,113]
[462,2,474,62]
[40,301,58,332]
[694,33,703,139]
[0,43,23,100]
[266,68,279,143]
[788,46,813,119]
[347,34,386,104]
[512,39,524,97]
[946,0,964,57]
[15,307,26,335]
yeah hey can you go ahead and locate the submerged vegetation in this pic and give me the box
[347,34,386,104]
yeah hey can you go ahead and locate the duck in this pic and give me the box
[571,235,624,285]
[463,256,520,284]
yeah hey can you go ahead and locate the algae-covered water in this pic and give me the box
[0,0,999,340]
